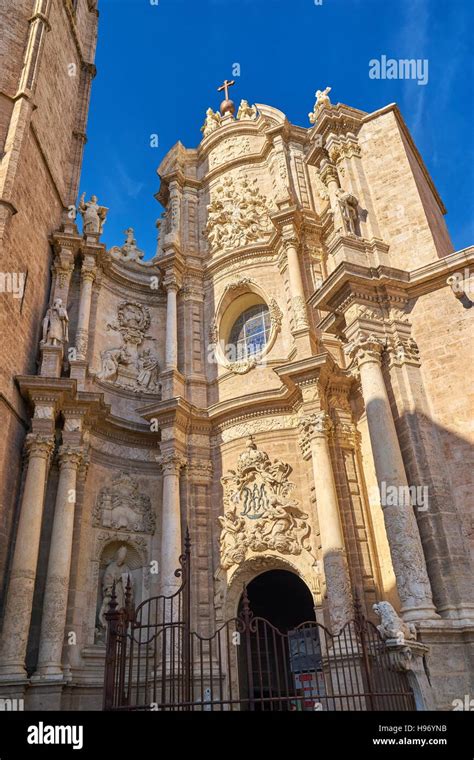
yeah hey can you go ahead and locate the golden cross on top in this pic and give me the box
[217,79,235,100]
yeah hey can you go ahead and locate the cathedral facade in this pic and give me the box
[0,2,473,713]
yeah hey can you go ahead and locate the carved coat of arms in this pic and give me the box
[93,472,156,534]
[218,437,311,569]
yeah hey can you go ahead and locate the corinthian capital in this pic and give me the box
[24,433,55,461]
[347,333,385,367]
[299,411,332,445]
[158,452,187,475]
[58,444,84,469]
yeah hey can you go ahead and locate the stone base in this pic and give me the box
[69,358,88,388]
[40,343,64,377]
[27,680,65,711]
[160,368,185,399]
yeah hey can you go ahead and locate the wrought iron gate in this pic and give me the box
[103,535,416,711]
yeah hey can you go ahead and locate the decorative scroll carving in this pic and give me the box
[92,472,156,534]
[206,175,275,252]
[218,437,311,569]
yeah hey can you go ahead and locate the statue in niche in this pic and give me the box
[201,108,221,137]
[98,546,135,629]
[336,189,360,236]
[78,193,108,235]
[41,298,69,346]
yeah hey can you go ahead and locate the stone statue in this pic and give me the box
[41,298,69,345]
[237,100,257,121]
[309,86,332,124]
[98,546,135,628]
[201,108,221,137]
[97,346,132,382]
[136,349,160,391]
[373,601,417,642]
[336,189,360,235]
[110,227,146,263]
[78,193,108,235]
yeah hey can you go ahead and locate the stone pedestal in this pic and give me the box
[40,343,64,377]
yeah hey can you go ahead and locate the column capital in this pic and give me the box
[319,159,340,187]
[158,451,187,475]
[24,433,55,461]
[347,332,385,367]
[58,444,84,469]
[163,272,182,292]
[81,260,97,283]
[386,335,421,368]
[299,411,332,457]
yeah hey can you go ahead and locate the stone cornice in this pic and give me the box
[309,248,474,314]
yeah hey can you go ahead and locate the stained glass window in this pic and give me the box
[228,304,271,361]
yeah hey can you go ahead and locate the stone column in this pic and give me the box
[0,434,54,680]
[284,240,309,331]
[33,445,83,679]
[300,412,353,632]
[165,280,179,371]
[159,452,186,598]
[75,256,96,360]
[350,334,437,621]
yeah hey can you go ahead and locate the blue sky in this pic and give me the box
[80,0,473,258]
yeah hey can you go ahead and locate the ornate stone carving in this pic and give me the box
[218,437,312,569]
[308,86,332,124]
[373,601,417,642]
[347,333,385,366]
[78,193,108,235]
[336,188,360,235]
[236,100,257,120]
[387,336,421,367]
[206,175,275,252]
[158,452,187,475]
[218,415,299,445]
[24,433,55,461]
[41,575,68,640]
[268,298,283,328]
[324,549,354,633]
[41,298,69,346]
[209,136,251,167]
[110,228,147,264]
[92,472,156,534]
[201,108,221,137]
[291,295,309,330]
[95,302,161,394]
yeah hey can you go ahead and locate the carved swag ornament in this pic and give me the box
[218,437,311,569]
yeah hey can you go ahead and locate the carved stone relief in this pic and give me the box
[95,301,161,394]
[92,471,156,534]
[205,175,275,252]
[218,437,312,569]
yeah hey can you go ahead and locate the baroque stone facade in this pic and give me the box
[0,15,473,711]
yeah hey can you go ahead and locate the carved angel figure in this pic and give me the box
[237,100,257,120]
[97,346,132,382]
[201,108,221,137]
[78,193,108,235]
[41,298,69,345]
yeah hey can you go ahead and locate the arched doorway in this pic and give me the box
[237,570,322,711]
[238,569,315,629]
